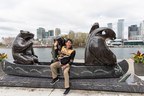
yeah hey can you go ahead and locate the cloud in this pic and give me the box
[0,0,144,40]
[0,26,16,31]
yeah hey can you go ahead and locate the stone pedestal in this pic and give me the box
[0,74,143,93]
[0,60,144,93]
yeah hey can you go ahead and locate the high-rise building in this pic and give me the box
[107,23,113,29]
[68,30,75,39]
[48,30,54,36]
[45,32,49,38]
[128,25,139,40]
[55,28,61,36]
[37,27,45,40]
[117,19,124,39]
[139,20,144,35]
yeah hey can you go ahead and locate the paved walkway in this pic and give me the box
[0,87,144,96]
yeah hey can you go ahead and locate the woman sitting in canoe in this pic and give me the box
[50,39,76,95]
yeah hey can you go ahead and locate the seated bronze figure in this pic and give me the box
[12,30,38,65]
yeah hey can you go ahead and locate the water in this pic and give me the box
[0,47,144,62]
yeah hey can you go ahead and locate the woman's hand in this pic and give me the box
[54,41,58,46]
[58,57,62,60]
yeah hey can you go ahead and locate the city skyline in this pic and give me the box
[1,0,144,41]
[37,27,61,40]
[1,19,144,40]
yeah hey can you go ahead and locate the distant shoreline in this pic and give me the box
[0,46,144,49]
[108,45,144,48]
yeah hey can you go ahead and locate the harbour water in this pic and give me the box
[0,47,144,62]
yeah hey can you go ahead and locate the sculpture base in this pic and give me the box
[0,74,144,93]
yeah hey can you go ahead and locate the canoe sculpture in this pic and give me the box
[1,23,129,79]
[2,23,144,94]
[1,60,128,79]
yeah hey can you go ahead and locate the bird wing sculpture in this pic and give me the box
[85,24,117,66]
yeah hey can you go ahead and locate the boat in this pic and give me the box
[1,60,129,79]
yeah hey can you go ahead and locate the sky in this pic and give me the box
[0,0,144,40]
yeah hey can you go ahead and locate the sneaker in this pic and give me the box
[50,77,59,85]
[63,87,70,95]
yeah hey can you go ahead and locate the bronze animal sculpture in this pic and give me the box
[51,36,65,62]
[12,30,39,65]
[85,22,117,66]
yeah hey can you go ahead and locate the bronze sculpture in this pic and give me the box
[85,22,117,66]
[12,30,38,65]
[51,36,65,62]
[5,26,128,78]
